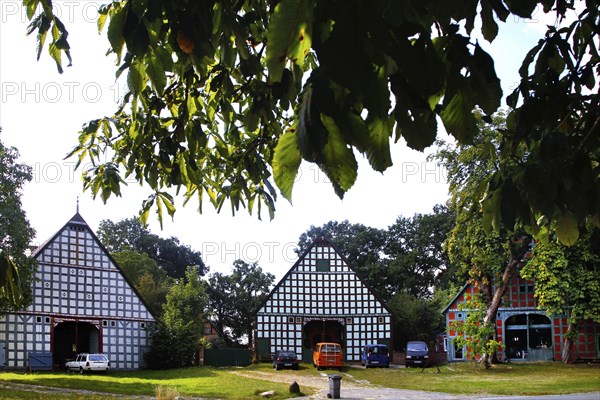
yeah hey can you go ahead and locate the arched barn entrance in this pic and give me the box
[53,320,101,369]
[302,320,344,361]
[505,314,552,361]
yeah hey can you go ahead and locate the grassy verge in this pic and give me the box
[0,362,598,399]
[343,362,600,396]
[0,367,302,400]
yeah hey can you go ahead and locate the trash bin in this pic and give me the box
[327,374,342,399]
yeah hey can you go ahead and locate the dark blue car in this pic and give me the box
[360,344,390,368]
[273,350,299,370]
[405,341,429,367]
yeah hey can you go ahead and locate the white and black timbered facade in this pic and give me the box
[254,237,392,362]
[0,212,155,370]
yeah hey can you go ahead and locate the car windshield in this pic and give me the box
[89,355,107,361]
[407,342,427,351]
[277,352,295,357]
[322,344,340,353]
[370,345,387,354]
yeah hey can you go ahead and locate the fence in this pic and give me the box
[204,348,252,367]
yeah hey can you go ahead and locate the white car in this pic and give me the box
[65,353,110,373]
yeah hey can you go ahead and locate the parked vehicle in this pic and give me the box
[405,341,429,367]
[313,342,343,370]
[361,343,390,368]
[65,353,110,373]
[273,350,299,370]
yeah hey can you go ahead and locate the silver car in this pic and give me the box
[65,353,110,373]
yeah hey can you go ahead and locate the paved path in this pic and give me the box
[297,388,600,400]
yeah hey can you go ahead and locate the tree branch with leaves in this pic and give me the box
[23,0,598,238]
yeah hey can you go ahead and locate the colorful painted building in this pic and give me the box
[253,237,392,363]
[443,275,600,362]
[0,212,156,370]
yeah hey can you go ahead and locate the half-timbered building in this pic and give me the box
[253,237,392,363]
[443,275,600,362]
[0,212,155,370]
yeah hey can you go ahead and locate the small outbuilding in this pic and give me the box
[253,237,392,362]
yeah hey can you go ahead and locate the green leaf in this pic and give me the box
[555,212,580,246]
[481,185,501,232]
[266,0,314,82]
[440,78,478,143]
[127,58,147,96]
[36,28,48,61]
[320,114,358,197]
[123,5,149,57]
[273,130,302,202]
[24,0,39,20]
[487,0,510,21]
[480,0,499,42]
[146,50,166,96]
[97,11,108,33]
[158,191,176,218]
[140,195,155,227]
[295,82,328,163]
[500,179,520,230]
[365,116,393,172]
[471,43,502,114]
[108,4,128,65]
[504,0,539,18]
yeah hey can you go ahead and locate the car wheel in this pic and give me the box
[275,365,281,371]
[79,367,84,374]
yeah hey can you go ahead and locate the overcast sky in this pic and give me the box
[0,1,562,280]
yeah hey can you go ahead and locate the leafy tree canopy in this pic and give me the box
[0,134,36,311]
[145,266,208,369]
[434,111,533,367]
[388,290,449,351]
[111,249,173,315]
[206,259,274,347]
[24,0,599,242]
[98,216,207,278]
[296,207,457,301]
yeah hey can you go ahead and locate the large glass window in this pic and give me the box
[505,313,552,360]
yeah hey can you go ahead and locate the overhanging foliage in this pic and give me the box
[24,0,599,243]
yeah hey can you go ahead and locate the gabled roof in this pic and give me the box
[441,283,469,315]
[32,212,158,321]
[256,235,392,315]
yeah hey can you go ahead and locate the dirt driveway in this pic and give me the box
[228,368,462,399]
[228,369,600,400]
[229,368,377,392]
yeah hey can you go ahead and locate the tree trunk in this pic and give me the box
[479,256,522,368]
[562,323,574,364]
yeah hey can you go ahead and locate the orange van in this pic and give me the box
[313,342,343,370]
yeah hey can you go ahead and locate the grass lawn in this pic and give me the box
[0,367,301,400]
[343,362,600,396]
[0,362,598,399]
